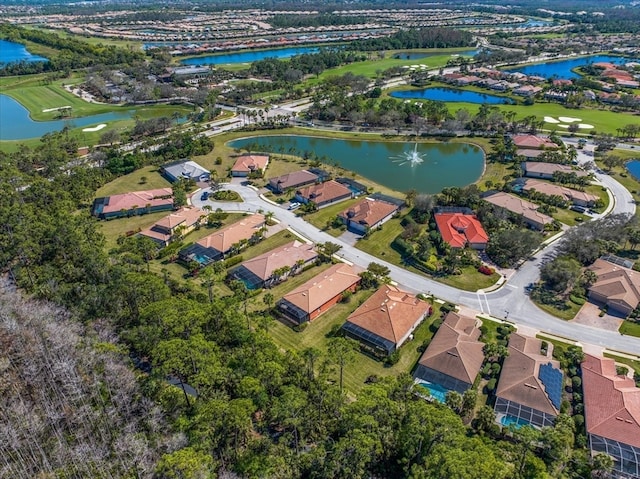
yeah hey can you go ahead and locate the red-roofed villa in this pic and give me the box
[434,212,489,250]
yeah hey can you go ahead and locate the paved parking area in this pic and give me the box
[571,301,623,332]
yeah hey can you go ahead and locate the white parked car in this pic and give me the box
[288,202,301,210]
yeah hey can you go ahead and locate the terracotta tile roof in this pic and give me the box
[231,154,269,173]
[339,198,400,228]
[524,162,589,178]
[517,149,546,159]
[512,134,558,150]
[196,214,265,254]
[417,311,485,384]
[281,263,361,314]
[582,354,640,448]
[434,212,489,249]
[101,188,173,213]
[496,333,562,416]
[139,207,204,242]
[345,285,431,345]
[523,179,597,204]
[268,170,318,191]
[483,191,553,227]
[297,180,352,204]
[235,240,318,281]
[589,258,640,312]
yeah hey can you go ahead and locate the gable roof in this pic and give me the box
[589,258,640,312]
[339,198,400,228]
[417,311,485,384]
[483,191,553,227]
[434,212,489,248]
[268,170,318,190]
[496,333,562,416]
[345,285,430,345]
[232,154,269,173]
[162,160,210,181]
[581,354,640,448]
[297,180,352,203]
[139,207,204,242]
[523,179,597,204]
[235,240,318,281]
[100,188,173,214]
[281,263,361,314]
[512,135,558,150]
[196,214,265,254]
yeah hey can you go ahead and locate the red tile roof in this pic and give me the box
[231,154,269,174]
[297,180,352,205]
[345,285,430,346]
[582,354,640,448]
[101,188,173,214]
[196,214,265,254]
[339,198,400,228]
[512,134,558,150]
[235,240,318,282]
[434,212,488,249]
[589,258,640,313]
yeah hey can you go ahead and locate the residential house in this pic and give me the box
[339,197,401,234]
[229,240,318,289]
[413,311,485,396]
[483,191,554,230]
[178,214,265,266]
[277,263,361,324]
[581,354,640,479]
[494,334,563,428]
[517,149,546,161]
[231,154,270,177]
[139,207,204,247]
[523,162,590,180]
[342,285,431,356]
[512,135,559,150]
[523,179,597,207]
[268,170,319,194]
[295,180,353,208]
[514,85,543,97]
[434,212,489,250]
[588,258,640,317]
[92,188,174,219]
[162,159,210,183]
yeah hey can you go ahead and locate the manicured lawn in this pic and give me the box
[100,211,169,250]
[239,230,302,261]
[532,298,582,321]
[437,266,500,292]
[355,217,405,267]
[96,166,172,197]
[304,197,363,232]
[619,320,640,338]
[268,292,442,394]
[480,317,502,344]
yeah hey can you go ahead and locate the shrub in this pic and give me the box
[385,350,401,366]
[569,295,586,305]
[573,414,585,427]
[223,255,244,268]
[572,376,582,389]
[486,378,497,392]
[293,322,308,332]
[478,265,495,275]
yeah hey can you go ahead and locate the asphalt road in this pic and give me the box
[192,173,640,356]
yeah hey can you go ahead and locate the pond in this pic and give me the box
[626,160,640,181]
[0,94,132,141]
[0,39,48,64]
[504,54,640,79]
[227,135,484,194]
[180,45,322,65]
[393,49,479,60]
[390,87,514,104]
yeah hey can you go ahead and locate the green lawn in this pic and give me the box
[355,217,405,267]
[100,211,169,250]
[96,166,172,197]
[532,298,582,321]
[603,352,640,379]
[304,197,365,234]
[268,292,442,394]
[437,266,500,291]
[619,320,640,338]
[239,230,301,261]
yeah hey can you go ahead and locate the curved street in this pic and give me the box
[192,160,640,355]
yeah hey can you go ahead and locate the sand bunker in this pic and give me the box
[544,116,560,123]
[42,106,71,112]
[578,123,594,129]
[558,124,570,128]
[559,116,581,123]
[82,124,107,132]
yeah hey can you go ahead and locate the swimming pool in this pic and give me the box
[500,414,530,429]
[416,381,449,403]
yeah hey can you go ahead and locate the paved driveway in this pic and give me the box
[571,301,623,332]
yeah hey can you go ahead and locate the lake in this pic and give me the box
[227,135,484,194]
[0,39,48,64]
[390,87,514,104]
[626,160,640,181]
[180,46,322,65]
[393,49,480,60]
[504,54,639,79]
[0,94,132,141]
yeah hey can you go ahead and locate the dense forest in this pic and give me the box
[351,27,474,51]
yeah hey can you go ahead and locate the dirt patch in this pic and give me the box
[571,301,623,332]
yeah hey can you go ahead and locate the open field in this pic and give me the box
[96,166,172,197]
[26,27,143,49]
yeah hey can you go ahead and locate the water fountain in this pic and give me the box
[392,142,425,167]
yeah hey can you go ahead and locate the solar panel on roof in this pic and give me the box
[538,362,563,411]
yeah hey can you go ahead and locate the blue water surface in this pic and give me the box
[0,39,48,64]
[626,160,640,181]
[180,46,322,65]
[391,87,514,104]
[417,381,449,403]
[0,94,132,141]
[504,54,639,79]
